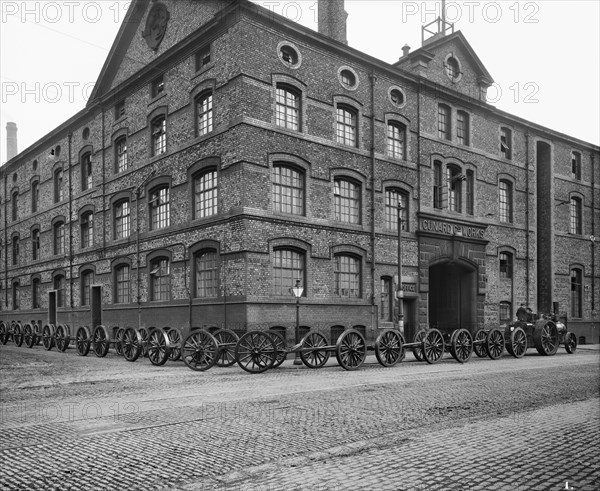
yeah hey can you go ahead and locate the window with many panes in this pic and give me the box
[32,228,40,261]
[433,161,443,209]
[81,152,92,191]
[447,165,463,212]
[499,180,513,223]
[196,91,213,136]
[438,104,451,140]
[150,257,170,301]
[32,277,41,309]
[114,200,131,239]
[570,197,582,235]
[334,178,360,224]
[80,211,94,249]
[12,236,19,265]
[54,169,63,202]
[149,187,170,230]
[54,274,65,307]
[114,265,130,304]
[80,270,93,306]
[335,254,360,298]
[54,222,65,255]
[500,127,512,159]
[571,152,581,180]
[499,301,512,323]
[571,268,582,318]
[272,248,304,296]
[194,170,218,219]
[336,105,357,147]
[385,188,408,231]
[387,122,406,160]
[195,250,218,297]
[151,116,167,156]
[456,110,469,145]
[31,181,39,213]
[276,85,300,131]
[116,136,128,173]
[499,252,513,279]
[272,164,304,215]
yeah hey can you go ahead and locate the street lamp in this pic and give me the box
[397,202,404,333]
[290,278,304,365]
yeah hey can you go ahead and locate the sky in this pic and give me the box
[1,0,599,163]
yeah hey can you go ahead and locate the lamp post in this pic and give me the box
[397,202,404,333]
[291,278,304,365]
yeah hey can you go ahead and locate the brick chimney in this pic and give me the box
[6,122,17,161]
[318,0,347,45]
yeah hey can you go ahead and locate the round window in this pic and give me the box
[340,69,357,89]
[389,88,406,107]
[82,127,90,140]
[278,42,301,68]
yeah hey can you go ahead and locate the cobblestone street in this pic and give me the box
[1,343,598,491]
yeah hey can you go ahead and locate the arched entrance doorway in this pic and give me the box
[429,260,477,332]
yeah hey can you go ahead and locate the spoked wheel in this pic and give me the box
[92,325,110,358]
[533,320,559,356]
[121,327,142,362]
[422,329,445,364]
[147,329,171,366]
[182,330,219,371]
[55,324,70,352]
[506,326,527,358]
[164,327,182,362]
[472,329,488,358]
[114,328,125,356]
[212,329,239,367]
[375,329,405,367]
[335,329,367,371]
[75,326,91,356]
[42,324,55,351]
[564,331,577,354]
[138,327,150,357]
[235,331,276,374]
[412,329,427,361]
[267,331,287,368]
[23,323,35,348]
[486,327,504,360]
[13,322,24,347]
[299,332,330,369]
[450,328,473,363]
[0,322,8,345]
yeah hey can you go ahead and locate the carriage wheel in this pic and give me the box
[422,329,445,364]
[55,324,70,352]
[472,329,488,358]
[375,329,405,367]
[533,320,559,356]
[138,327,150,357]
[23,323,35,348]
[75,327,91,356]
[506,326,527,358]
[450,328,473,363]
[122,328,142,362]
[0,321,8,345]
[412,329,427,361]
[299,332,330,368]
[164,327,182,362]
[147,329,171,366]
[267,331,287,368]
[114,328,125,356]
[42,324,55,351]
[13,322,24,347]
[92,325,110,358]
[486,327,504,360]
[212,329,239,367]
[182,330,218,371]
[235,331,276,374]
[335,329,367,371]
[564,331,577,354]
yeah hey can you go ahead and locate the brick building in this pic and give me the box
[1,0,598,344]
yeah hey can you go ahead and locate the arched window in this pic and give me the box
[433,160,443,209]
[149,257,170,301]
[32,277,41,309]
[149,186,170,230]
[276,84,300,131]
[80,269,94,306]
[194,169,218,219]
[54,169,64,202]
[151,115,167,156]
[11,190,18,222]
[80,211,94,249]
[499,180,513,223]
[81,152,92,191]
[334,178,360,224]
[499,252,513,279]
[196,91,213,136]
[447,165,463,212]
[12,235,19,265]
[54,274,65,308]
[31,228,40,261]
[570,268,583,318]
[12,280,19,310]
[195,250,219,297]
[115,136,128,173]
[31,180,40,213]
[114,199,131,239]
[335,254,360,298]
[336,105,357,147]
[466,170,474,215]
[272,248,305,296]
[446,56,460,80]
[387,122,406,160]
[438,104,451,140]
[272,164,304,215]
[385,188,408,231]
[54,221,66,255]
[570,197,582,235]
